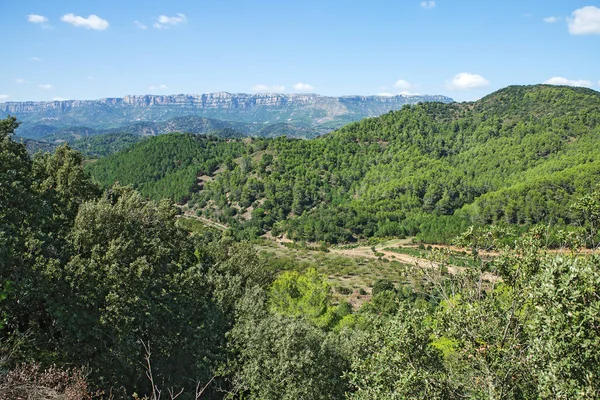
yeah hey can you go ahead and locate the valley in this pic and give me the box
[87,85,600,247]
[4,1,600,397]
[3,84,600,399]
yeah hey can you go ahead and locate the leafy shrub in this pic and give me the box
[372,278,395,296]
[336,286,353,295]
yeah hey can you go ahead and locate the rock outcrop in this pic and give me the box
[1,92,454,138]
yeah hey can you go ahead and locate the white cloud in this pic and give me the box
[148,84,168,91]
[31,57,41,62]
[87,76,95,80]
[27,14,48,24]
[153,14,187,29]
[568,6,600,35]
[447,73,490,90]
[377,91,421,97]
[134,20,147,30]
[543,16,559,23]
[0,95,10,100]
[394,79,412,89]
[293,82,314,91]
[252,84,285,92]
[38,84,54,90]
[61,14,109,30]
[53,97,68,101]
[15,78,27,84]
[420,1,436,9]
[544,76,592,87]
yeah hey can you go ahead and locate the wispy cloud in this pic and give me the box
[0,95,10,100]
[148,84,169,91]
[377,90,421,97]
[447,73,490,90]
[252,84,286,92]
[31,57,41,62]
[394,79,412,89]
[27,14,49,28]
[134,20,148,30]
[568,6,600,35]
[544,76,592,87]
[153,14,187,29]
[61,13,109,30]
[293,83,314,91]
[28,14,48,23]
[420,1,436,9]
[543,16,559,23]
[15,78,27,84]
[38,84,54,90]
[399,91,421,96]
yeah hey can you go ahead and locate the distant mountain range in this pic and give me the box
[2,92,454,142]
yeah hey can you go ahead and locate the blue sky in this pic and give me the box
[1,0,599,102]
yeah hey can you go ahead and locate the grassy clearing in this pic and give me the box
[176,221,450,308]
[255,240,416,308]
[383,245,488,270]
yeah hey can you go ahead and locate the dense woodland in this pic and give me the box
[2,85,600,399]
[88,85,600,245]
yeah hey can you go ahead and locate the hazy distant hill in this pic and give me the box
[2,92,453,140]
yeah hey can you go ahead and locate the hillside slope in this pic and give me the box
[87,85,600,243]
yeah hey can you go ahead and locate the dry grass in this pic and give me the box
[0,363,97,400]
[256,241,412,308]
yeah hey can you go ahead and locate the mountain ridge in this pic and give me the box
[1,91,453,111]
[1,92,454,139]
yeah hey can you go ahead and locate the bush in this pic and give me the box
[372,279,395,296]
[336,286,353,295]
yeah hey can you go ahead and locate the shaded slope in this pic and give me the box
[88,134,246,202]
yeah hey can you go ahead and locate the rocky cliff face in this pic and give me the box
[2,92,453,115]
[1,92,454,138]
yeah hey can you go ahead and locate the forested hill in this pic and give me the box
[87,85,600,243]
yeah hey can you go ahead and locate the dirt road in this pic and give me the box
[174,210,498,281]
[329,243,499,283]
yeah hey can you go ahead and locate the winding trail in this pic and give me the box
[175,206,228,231]
[173,208,498,282]
[329,245,499,283]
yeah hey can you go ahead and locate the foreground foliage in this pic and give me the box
[3,114,600,399]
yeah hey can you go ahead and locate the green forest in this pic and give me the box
[87,85,600,245]
[2,84,600,399]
